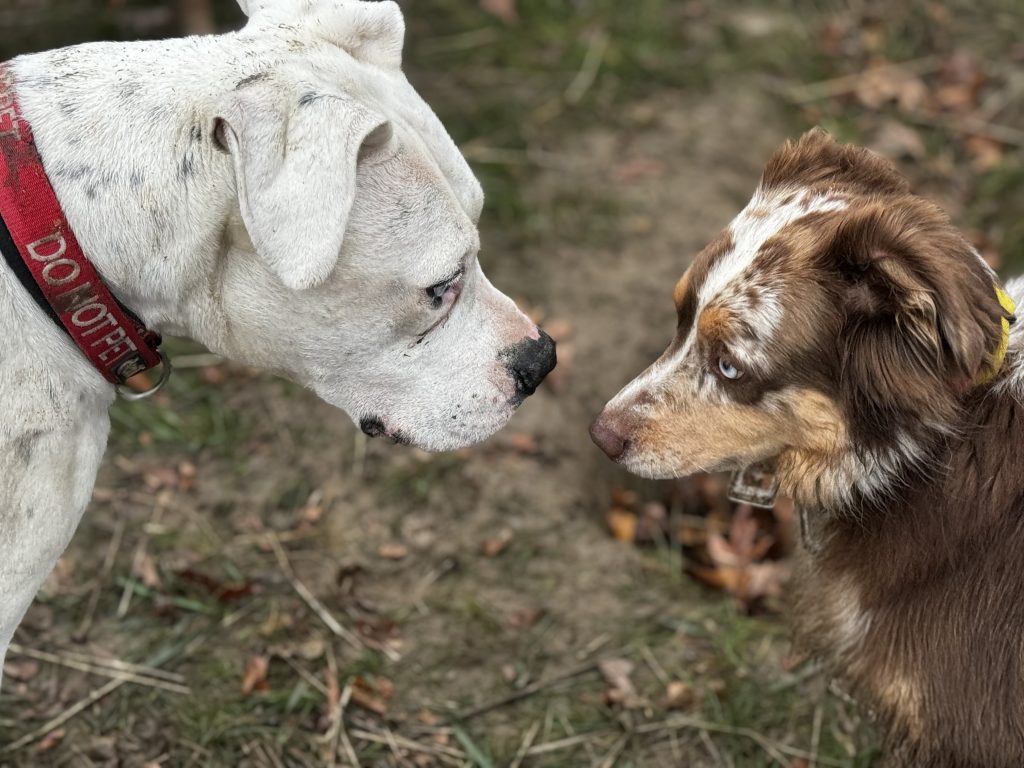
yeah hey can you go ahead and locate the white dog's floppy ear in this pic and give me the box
[236,0,405,70]
[315,1,405,70]
[216,80,391,290]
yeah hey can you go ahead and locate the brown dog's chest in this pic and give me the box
[792,505,1024,767]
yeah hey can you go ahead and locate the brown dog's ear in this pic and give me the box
[832,200,1006,390]
[761,128,910,195]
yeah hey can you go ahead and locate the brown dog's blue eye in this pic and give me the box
[718,357,743,380]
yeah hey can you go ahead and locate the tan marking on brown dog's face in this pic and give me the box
[696,304,734,342]
[614,378,847,479]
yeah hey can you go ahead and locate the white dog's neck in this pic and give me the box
[8,33,262,359]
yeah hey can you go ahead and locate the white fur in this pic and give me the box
[0,0,541,686]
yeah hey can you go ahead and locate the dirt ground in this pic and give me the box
[2,1,1022,766]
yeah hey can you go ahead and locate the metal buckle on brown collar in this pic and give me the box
[728,460,822,554]
[727,460,779,508]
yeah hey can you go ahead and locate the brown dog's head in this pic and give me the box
[591,129,1013,510]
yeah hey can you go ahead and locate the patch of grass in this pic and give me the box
[109,341,246,455]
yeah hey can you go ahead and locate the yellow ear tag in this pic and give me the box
[976,285,1016,385]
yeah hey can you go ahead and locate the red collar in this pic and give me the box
[0,65,168,394]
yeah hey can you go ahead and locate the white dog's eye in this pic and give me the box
[717,357,743,380]
[425,272,463,310]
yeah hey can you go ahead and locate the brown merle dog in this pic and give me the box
[591,128,1023,768]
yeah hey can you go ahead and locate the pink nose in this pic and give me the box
[590,413,628,459]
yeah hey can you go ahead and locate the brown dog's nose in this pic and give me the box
[590,415,628,459]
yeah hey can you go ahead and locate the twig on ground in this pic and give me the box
[349,728,467,765]
[901,112,1024,148]
[810,702,824,768]
[7,644,184,684]
[782,57,940,103]
[117,490,172,618]
[74,518,125,640]
[452,660,599,722]
[525,733,597,757]
[639,644,671,688]
[597,733,629,768]
[636,716,846,767]
[566,28,609,105]
[383,726,413,768]
[2,676,124,753]
[338,684,360,768]
[698,729,727,767]
[509,721,541,768]
[4,645,189,695]
[281,655,330,698]
[268,533,392,659]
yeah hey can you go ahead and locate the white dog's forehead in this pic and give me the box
[257,3,485,224]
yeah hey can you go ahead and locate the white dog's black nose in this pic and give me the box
[504,330,557,400]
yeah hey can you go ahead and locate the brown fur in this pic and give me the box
[601,130,1023,766]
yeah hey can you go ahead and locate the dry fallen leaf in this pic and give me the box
[598,657,644,708]
[177,461,197,492]
[870,120,926,160]
[606,507,638,543]
[481,528,514,557]
[377,543,409,560]
[3,658,39,682]
[241,654,269,694]
[351,675,395,716]
[964,134,1003,172]
[664,680,695,710]
[505,432,540,456]
[480,0,517,24]
[35,728,65,753]
[134,553,162,589]
[506,607,544,631]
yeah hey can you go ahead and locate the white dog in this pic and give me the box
[0,0,555,686]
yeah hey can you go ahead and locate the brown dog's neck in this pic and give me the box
[803,380,1024,585]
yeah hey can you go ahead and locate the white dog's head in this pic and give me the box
[207,0,555,450]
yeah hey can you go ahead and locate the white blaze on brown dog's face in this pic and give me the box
[591,129,1009,509]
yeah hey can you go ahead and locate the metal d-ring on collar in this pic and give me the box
[116,348,173,401]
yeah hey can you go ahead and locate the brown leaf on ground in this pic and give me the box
[505,432,540,456]
[177,461,197,492]
[177,568,254,603]
[663,680,695,710]
[613,156,666,183]
[606,507,638,543]
[3,658,39,682]
[351,675,395,716]
[480,0,517,24]
[35,728,65,753]
[506,607,545,631]
[870,120,926,160]
[481,528,514,557]
[965,135,1003,172]
[134,554,162,589]
[377,542,409,560]
[143,467,178,491]
[598,657,644,708]
[934,50,986,113]
[241,654,269,694]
